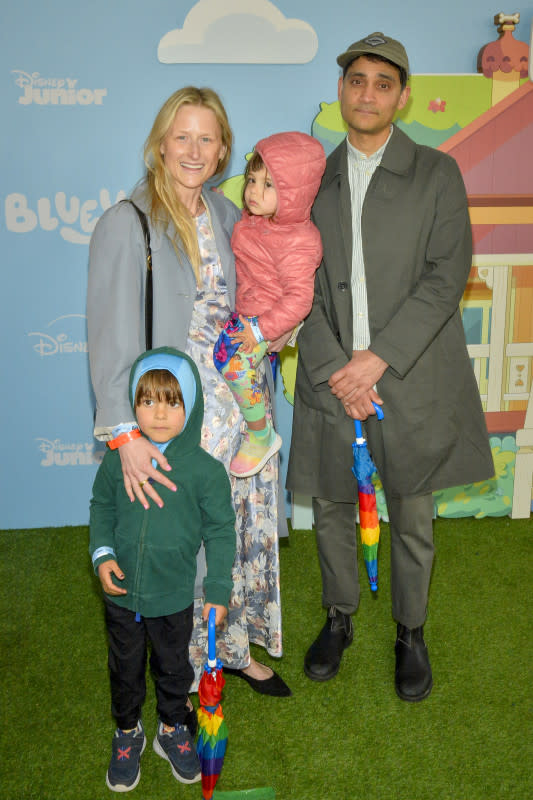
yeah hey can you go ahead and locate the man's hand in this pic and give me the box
[98,560,127,595]
[329,349,387,420]
[268,330,292,353]
[119,436,176,509]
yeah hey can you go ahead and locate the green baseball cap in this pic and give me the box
[336,32,410,75]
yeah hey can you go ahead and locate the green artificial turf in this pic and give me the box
[1,518,532,799]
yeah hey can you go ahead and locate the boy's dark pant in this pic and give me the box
[104,598,194,730]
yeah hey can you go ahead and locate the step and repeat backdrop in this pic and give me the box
[2,1,531,529]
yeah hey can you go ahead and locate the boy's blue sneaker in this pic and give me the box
[153,720,201,784]
[106,721,146,793]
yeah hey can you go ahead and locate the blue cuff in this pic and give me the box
[111,422,138,439]
[248,317,264,344]
[92,546,116,572]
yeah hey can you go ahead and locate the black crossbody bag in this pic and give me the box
[122,199,153,350]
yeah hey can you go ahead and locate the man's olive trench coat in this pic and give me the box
[287,126,494,502]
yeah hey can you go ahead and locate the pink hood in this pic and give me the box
[254,132,326,225]
[232,132,325,342]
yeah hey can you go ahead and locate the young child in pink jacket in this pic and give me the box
[214,131,326,478]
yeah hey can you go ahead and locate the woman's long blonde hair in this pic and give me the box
[143,87,232,282]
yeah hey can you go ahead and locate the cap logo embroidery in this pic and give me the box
[364,35,387,47]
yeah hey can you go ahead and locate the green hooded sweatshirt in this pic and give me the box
[89,347,236,617]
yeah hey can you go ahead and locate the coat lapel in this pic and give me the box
[339,168,352,279]
[322,140,352,283]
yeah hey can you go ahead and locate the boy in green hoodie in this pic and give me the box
[89,347,236,793]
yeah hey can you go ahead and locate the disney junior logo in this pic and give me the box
[37,438,105,467]
[12,70,107,106]
[28,314,88,357]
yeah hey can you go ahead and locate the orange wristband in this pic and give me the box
[107,428,142,450]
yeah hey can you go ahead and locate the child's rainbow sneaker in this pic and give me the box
[230,429,282,478]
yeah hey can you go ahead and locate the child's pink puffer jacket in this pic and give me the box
[232,131,326,343]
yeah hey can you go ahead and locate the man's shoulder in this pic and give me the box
[414,141,457,170]
[312,141,347,203]
[324,140,347,176]
[373,126,462,189]
[392,126,459,174]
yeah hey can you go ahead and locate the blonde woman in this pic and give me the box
[88,87,290,726]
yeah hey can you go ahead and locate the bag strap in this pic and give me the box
[122,199,153,351]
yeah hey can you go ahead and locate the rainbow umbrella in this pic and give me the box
[351,405,384,591]
[197,608,229,800]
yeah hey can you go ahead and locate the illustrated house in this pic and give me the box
[438,15,533,517]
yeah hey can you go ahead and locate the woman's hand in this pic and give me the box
[119,436,176,508]
[202,603,228,626]
[98,560,127,595]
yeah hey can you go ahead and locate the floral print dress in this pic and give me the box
[186,210,282,689]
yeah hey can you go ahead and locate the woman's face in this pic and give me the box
[160,104,226,196]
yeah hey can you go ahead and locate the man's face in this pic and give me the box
[338,56,410,144]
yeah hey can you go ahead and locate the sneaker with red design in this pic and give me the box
[153,720,201,784]
[106,720,146,792]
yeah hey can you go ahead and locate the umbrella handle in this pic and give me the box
[354,402,384,440]
[208,607,217,668]
[372,402,384,420]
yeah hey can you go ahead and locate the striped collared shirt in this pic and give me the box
[346,128,392,350]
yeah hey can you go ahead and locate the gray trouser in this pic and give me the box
[313,491,434,628]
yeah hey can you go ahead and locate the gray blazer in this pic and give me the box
[87,186,240,439]
[287,126,494,501]
[88,185,287,575]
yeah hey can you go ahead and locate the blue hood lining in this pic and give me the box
[131,352,197,428]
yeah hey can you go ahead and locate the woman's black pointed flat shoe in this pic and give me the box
[223,666,292,697]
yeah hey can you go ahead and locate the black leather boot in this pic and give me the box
[304,607,354,682]
[395,623,433,702]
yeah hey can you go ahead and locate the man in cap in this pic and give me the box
[287,33,493,700]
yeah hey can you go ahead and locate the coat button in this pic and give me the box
[337,282,348,291]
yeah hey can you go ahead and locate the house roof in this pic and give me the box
[439,81,533,256]
[438,80,533,171]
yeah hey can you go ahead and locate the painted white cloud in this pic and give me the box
[158,0,318,64]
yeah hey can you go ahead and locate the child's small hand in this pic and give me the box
[98,560,128,596]
[202,603,228,626]
[230,316,258,353]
